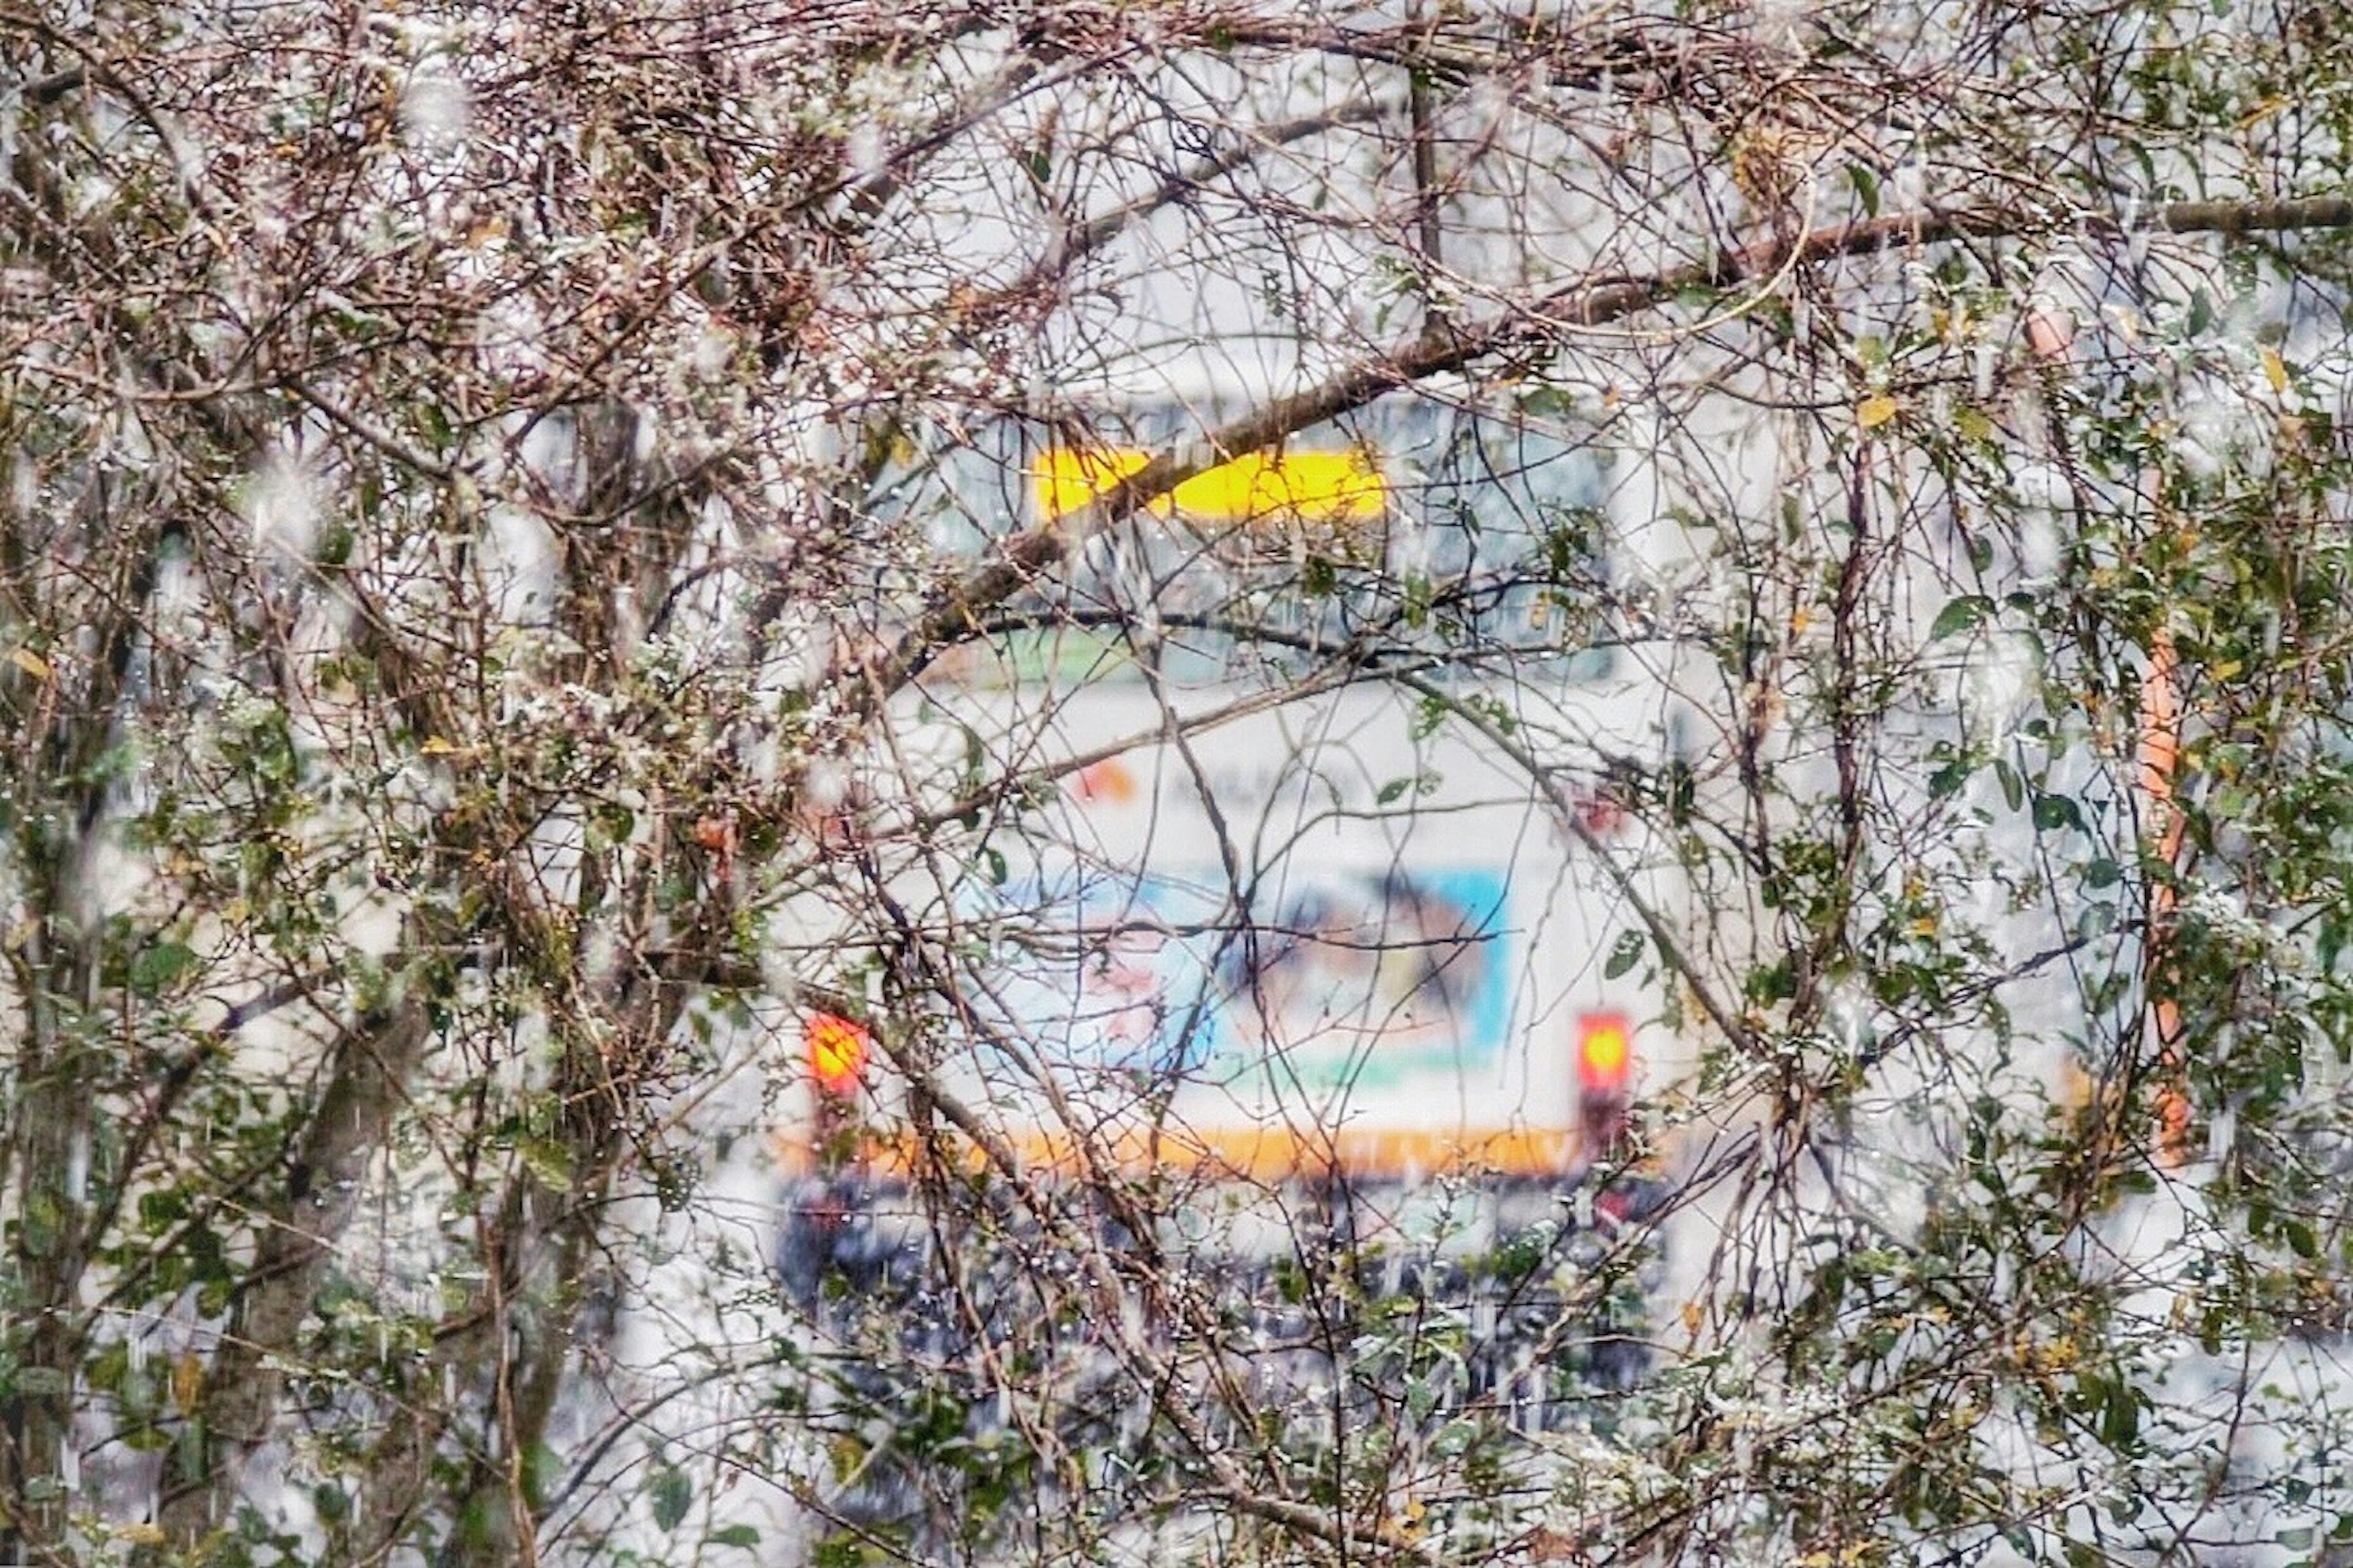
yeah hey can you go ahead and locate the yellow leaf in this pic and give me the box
[172,1351,203,1412]
[2262,347,2289,393]
[419,736,458,756]
[1855,393,1900,431]
[9,645,50,680]
[2238,96,2286,130]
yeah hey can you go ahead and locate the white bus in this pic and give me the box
[770,397,1696,1200]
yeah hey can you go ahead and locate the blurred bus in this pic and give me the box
[771,393,1695,1235]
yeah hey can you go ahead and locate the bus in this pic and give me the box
[767,399,1694,1506]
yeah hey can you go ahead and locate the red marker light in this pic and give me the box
[806,1012,871,1097]
[1577,1012,1633,1099]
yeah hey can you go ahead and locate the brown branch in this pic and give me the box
[25,67,81,105]
[987,94,1396,317]
[834,53,1045,229]
[1406,0,1448,337]
[157,1004,435,1545]
[833,192,2353,710]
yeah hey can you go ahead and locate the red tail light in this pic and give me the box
[805,1012,871,1098]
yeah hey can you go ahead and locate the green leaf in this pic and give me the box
[1929,595,1993,641]
[650,1466,692,1532]
[1846,162,1880,216]
[131,941,199,999]
[588,803,637,849]
[2031,792,2083,833]
[1604,930,1645,980]
[2101,1380,2140,1447]
[15,1366,70,1398]
[708,1524,762,1550]
[139,1187,189,1231]
[519,1137,574,1193]
[525,1441,561,1507]
[1993,759,2024,812]
[1376,777,1411,806]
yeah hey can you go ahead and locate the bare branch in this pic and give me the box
[841,191,2353,705]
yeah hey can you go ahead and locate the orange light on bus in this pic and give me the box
[806,1012,871,1097]
[1577,1012,1633,1098]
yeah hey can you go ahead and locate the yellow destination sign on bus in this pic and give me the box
[1034,446,1385,523]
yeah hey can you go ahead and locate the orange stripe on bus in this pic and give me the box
[772,1124,1586,1181]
